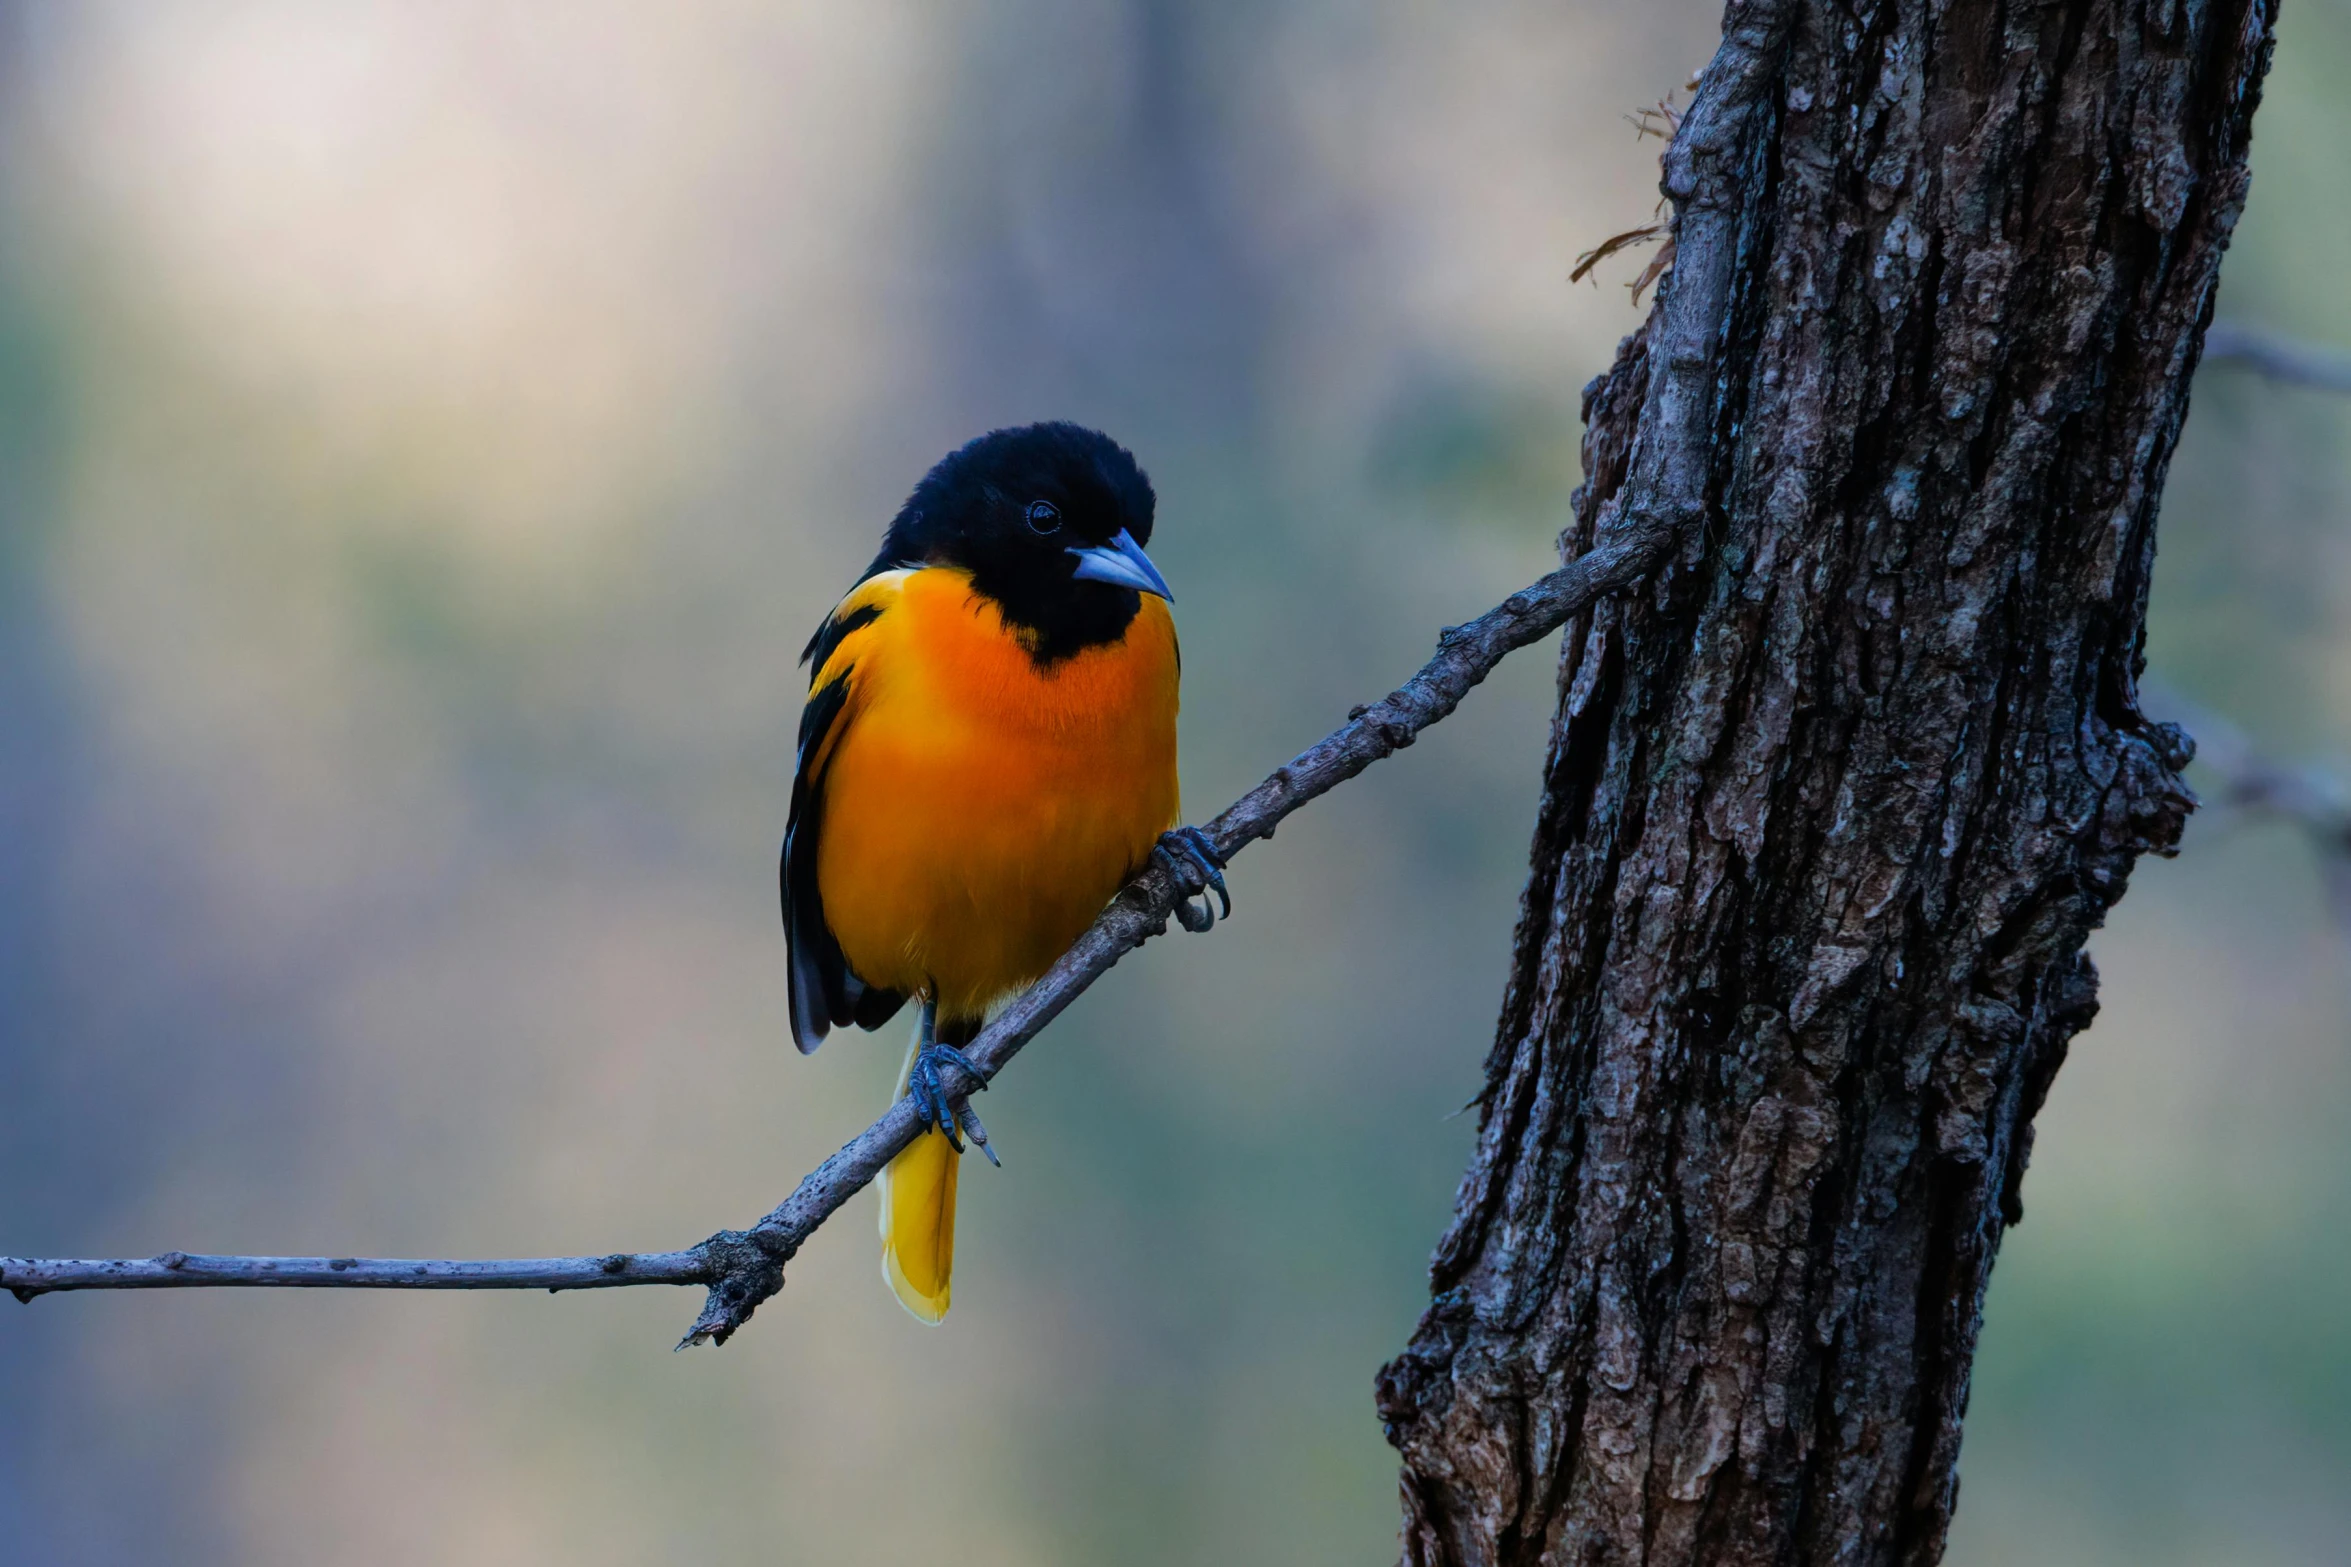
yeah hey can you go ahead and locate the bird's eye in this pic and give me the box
[1025,500,1062,535]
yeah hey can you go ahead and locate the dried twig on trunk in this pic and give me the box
[1570,73,1701,302]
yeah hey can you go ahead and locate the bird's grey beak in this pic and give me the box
[1068,528,1173,602]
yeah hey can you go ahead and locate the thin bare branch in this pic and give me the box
[3,1,1780,1347]
[2149,681,2351,919]
[1,538,1672,1341]
[2202,322,2351,395]
[2,1251,712,1294]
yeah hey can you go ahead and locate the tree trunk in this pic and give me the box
[1374,1,2276,1563]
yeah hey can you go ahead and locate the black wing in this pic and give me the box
[783,600,908,1053]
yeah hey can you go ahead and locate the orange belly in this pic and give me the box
[814,567,1179,1022]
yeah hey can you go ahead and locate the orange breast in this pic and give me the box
[812,567,1180,1022]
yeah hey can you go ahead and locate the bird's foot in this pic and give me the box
[909,1043,999,1167]
[1153,826,1231,933]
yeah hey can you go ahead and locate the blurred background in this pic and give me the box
[0,2,2344,1562]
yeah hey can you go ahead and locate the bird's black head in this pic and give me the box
[876,422,1168,662]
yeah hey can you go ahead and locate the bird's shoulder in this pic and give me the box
[801,566,920,688]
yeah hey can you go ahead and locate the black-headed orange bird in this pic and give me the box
[783,423,1226,1323]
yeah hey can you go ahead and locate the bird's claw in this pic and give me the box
[955,1097,1000,1167]
[909,1043,996,1164]
[1153,826,1231,933]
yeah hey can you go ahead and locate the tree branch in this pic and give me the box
[0,535,1672,1342]
[2150,681,2351,920]
[2202,322,2351,394]
[2,1251,714,1294]
[4,0,1777,1345]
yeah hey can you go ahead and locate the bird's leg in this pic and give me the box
[1152,825,1231,933]
[906,1000,999,1166]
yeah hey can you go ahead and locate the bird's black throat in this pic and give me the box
[967,567,1144,666]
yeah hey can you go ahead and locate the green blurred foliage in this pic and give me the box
[0,3,2344,1564]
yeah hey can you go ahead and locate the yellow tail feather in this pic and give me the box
[879,1034,958,1323]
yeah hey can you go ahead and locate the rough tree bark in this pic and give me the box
[1375,1,2276,1563]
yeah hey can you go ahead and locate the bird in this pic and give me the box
[782,422,1228,1323]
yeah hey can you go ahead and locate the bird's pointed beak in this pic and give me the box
[1067,529,1174,602]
